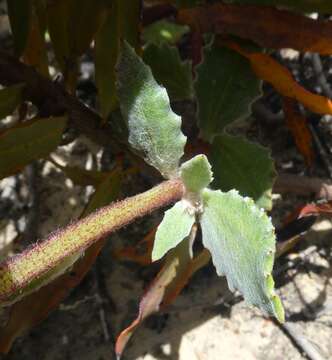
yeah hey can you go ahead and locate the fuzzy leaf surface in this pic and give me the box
[117,42,186,178]
[143,43,193,101]
[200,189,284,322]
[211,135,275,210]
[0,170,122,353]
[116,230,210,359]
[152,200,195,261]
[195,43,261,142]
[180,154,212,193]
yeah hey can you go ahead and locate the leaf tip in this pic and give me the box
[272,294,285,323]
[180,154,213,194]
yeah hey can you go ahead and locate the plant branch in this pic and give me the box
[274,173,332,200]
[0,179,184,305]
[0,51,115,148]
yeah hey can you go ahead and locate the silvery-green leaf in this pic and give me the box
[152,200,195,261]
[116,42,186,178]
[200,188,284,322]
[180,154,213,193]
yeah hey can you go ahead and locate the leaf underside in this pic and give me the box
[116,42,186,178]
[152,200,195,261]
[200,188,284,322]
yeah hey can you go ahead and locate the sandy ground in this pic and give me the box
[1,150,331,360]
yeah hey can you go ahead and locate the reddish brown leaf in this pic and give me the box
[222,40,332,116]
[0,169,122,353]
[22,3,49,77]
[177,3,332,55]
[113,227,156,266]
[283,98,314,168]
[287,201,332,223]
[115,226,211,358]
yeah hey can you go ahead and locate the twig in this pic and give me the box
[277,321,326,360]
[311,54,332,99]
[21,162,40,245]
[273,173,332,200]
[252,102,284,124]
[308,123,332,178]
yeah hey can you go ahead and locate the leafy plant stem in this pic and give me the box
[0,179,184,305]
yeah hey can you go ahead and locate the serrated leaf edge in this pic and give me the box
[201,188,284,323]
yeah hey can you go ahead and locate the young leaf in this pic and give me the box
[116,227,210,359]
[143,43,193,101]
[195,42,261,142]
[0,116,67,180]
[143,20,189,45]
[116,42,187,178]
[0,84,24,120]
[180,154,213,194]
[211,135,275,210]
[152,200,195,261]
[200,188,284,322]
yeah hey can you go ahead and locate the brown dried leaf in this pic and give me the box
[223,41,332,116]
[115,226,211,358]
[113,227,156,266]
[283,98,315,168]
[178,3,332,55]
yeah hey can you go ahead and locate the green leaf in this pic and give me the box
[195,43,261,142]
[7,0,32,56]
[143,20,189,45]
[211,134,275,210]
[95,0,140,118]
[180,154,213,193]
[200,188,284,322]
[116,42,187,178]
[0,116,67,179]
[143,43,193,101]
[152,200,195,261]
[0,84,24,120]
[46,0,71,71]
[225,0,332,13]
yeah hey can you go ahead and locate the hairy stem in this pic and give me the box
[0,179,184,304]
